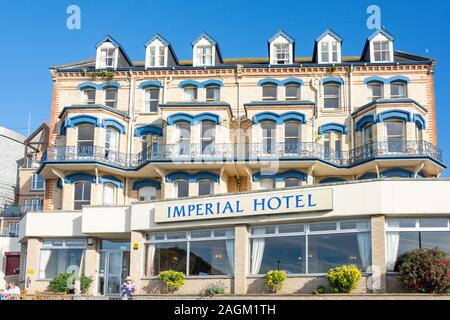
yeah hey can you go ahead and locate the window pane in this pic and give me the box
[166,231,186,240]
[252,235,306,274]
[77,124,94,141]
[278,224,304,234]
[189,240,233,275]
[151,242,187,275]
[260,179,275,190]
[308,233,367,273]
[39,249,83,279]
[206,86,220,101]
[309,222,337,232]
[190,230,212,239]
[419,219,449,228]
[285,85,300,100]
[285,179,301,188]
[421,232,450,252]
[387,219,416,228]
[391,83,406,98]
[397,232,420,258]
[285,121,300,138]
[251,226,276,235]
[175,180,189,198]
[262,85,277,100]
[386,121,404,137]
[198,180,213,196]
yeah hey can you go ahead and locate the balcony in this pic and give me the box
[0,204,43,218]
[42,140,444,169]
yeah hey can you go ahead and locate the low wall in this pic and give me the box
[138,278,233,295]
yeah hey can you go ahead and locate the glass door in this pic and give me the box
[98,250,130,296]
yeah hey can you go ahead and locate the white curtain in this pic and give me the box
[39,250,52,279]
[250,228,266,275]
[356,232,371,271]
[386,232,400,271]
[225,230,234,274]
[147,243,156,276]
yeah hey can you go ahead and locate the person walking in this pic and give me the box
[120,276,135,300]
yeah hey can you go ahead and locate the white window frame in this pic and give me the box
[196,45,213,66]
[260,121,276,155]
[367,82,383,102]
[31,173,45,191]
[148,45,166,67]
[259,178,276,190]
[99,48,116,68]
[372,40,391,62]
[273,43,290,64]
[105,88,118,108]
[144,87,160,113]
[262,84,277,101]
[284,120,301,154]
[200,121,216,155]
[386,218,450,232]
[323,83,341,109]
[320,40,339,64]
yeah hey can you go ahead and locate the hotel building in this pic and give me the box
[18,28,450,295]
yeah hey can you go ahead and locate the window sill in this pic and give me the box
[138,112,159,116]
[141,275,233,280]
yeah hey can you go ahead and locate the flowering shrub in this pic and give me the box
[397,247,450,293]
[327,265,362,293]
[204,281,226,297]
[157,270,185,293]
[264,270,287,293]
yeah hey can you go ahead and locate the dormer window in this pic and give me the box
[197,45,213,66]
[100,48,116,68]
[320,41,338,63]
[373,41,390,62]
[274,43,290,64]
[148,46,165,67]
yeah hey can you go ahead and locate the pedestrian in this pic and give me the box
[120,276,135,300]
[3,282,20,300]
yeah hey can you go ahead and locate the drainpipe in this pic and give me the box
[310,78,321,143]
[234,65,243,191]
[127,70,135,156]
[349,65,355,150]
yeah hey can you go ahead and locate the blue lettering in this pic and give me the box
[267,197,281,210]
[187,205,195,216]
[167,206,171,218]
[222,201,234,214]
[172,206,186,218]
[308,194,317,207]
[295,195,305,208]
[254,198,265,211]
[205,203,213,215]
[196,204,203,216]
[282,195,294,209]
[236,200,244,213]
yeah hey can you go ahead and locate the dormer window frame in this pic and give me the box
[196,44,214,66]
[369,33,394,63]
[268,31,294,65]
[316,30,343,64]
[148,45,167,67]
[96,43,118,69]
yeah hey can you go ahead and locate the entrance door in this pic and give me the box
[99,250,130,296]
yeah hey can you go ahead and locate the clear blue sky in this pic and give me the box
[1,0,449,174]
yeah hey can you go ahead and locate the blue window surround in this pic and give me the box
[319,177,346,184]
[413,114,426,130]
[139,80,163,89]
[378,109,411,122]
[252,170,307,182]
[322,77,344,85]
[253,111,306,125]
[99,176,124,188]
[257,78,303,87]
[381,168,413,178]
[178,80,224,88]
[363,76,410,85]
[132,179,161,190]
[134,124,163,137]
[60,115,102,136]
[77,82,121,90]
[64,173,96,184]
[103,119,126,134]
[318,123,348,135]
[358,172,378,180]
[166,171,220,183]
[167,113,220,125]
[355,114,377,132]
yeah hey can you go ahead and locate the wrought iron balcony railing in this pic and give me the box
[43,140,444,169]
[0,204,43,218]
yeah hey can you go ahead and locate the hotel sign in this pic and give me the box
[154,188,333,223]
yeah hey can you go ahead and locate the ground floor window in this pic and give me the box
[39,239,86,279]
[386,218,450,271]
[144,229,234,277]
[250,220,370,275]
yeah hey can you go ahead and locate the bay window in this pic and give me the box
[386,218,450,271]
[385,120,405,153]
[250,220,371,275]
[105,126,119,161]
[39,239,86,280]
[148,46,165,67]
[144,229,234,277]
[77,124,94,157]
[74,181,91,210]
[362,124,373,146]
[320,41,338,63]
[373,41,390,62]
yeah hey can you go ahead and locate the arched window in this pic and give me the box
[260,178,275,190]
[102,183,117,205]
[201,121,215,155]
[183,86,197,102]
[285,178,302,188]
[284,121,301,154]
[174,180,189,198]
[105,126,119,161]
[205,85,220,101]
[368,82,383,102]
[262,84,277,101]
[144,88,160,112]
[261,121,276,155]
[390,81,407,99]
[385,120,405,152]
[77,124,95,157]
[323,83,340,109]
[82,88,96,105]
[105,88,118,108]
[176,122,191,156]
[74,181,91,210]
[285,84,300,100]
[138,186,157,201]
[198,179,214,196]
